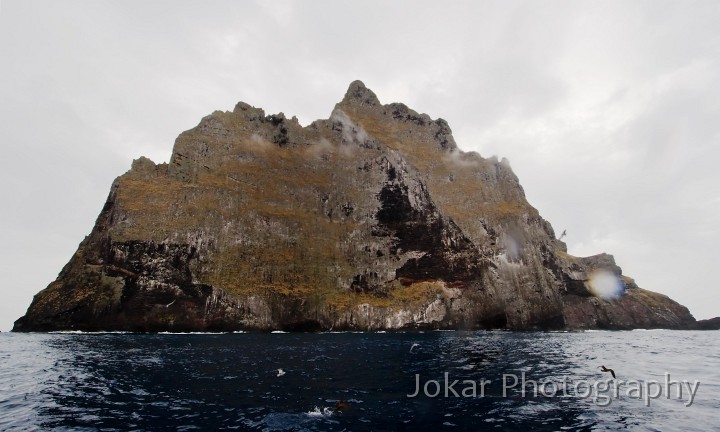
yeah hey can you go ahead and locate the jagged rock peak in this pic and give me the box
[337,81,458,152]
[342,80,381,106]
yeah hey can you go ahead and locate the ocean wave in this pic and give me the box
[305,406,335,418]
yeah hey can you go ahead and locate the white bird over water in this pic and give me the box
[277,368,285,377]
[410,343,420,353]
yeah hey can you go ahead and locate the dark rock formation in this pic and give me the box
[694,317,720,330]
[13,81,697,332]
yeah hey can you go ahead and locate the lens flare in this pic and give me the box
[587,270,625,300]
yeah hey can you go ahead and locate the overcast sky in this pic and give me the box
[1,0,718,331]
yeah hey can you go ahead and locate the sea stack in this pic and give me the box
[13,81,697,332]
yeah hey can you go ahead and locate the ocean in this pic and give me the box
[1,330,718,431]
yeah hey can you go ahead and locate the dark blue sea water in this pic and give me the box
[1,330,718,431]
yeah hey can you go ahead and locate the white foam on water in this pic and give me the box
[305,406,334,418]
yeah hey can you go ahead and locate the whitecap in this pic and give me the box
[305,406,334,418]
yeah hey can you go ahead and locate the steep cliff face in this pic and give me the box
[14,81,696,332]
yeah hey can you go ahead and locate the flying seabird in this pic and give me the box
[277,368,285,377]
[410,343,420,353]
[559,230,567,240]
[599,365,616,379]
[165,299,176,307]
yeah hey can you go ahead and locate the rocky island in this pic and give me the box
[14,81,697,332]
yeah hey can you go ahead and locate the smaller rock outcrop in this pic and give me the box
[694,317,720,330]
